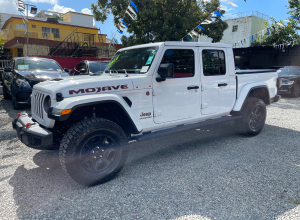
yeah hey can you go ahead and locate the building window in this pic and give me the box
[232,25,238,32]
[202,50,226,76]
[42,27,51,37]
[42,27,60,38]
[51,28,60,38]
[16,23,26,30]
[160,49,195,78]
[32,25,36,28]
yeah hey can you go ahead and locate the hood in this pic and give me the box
[17,70,69,80]
[33,74,135,99]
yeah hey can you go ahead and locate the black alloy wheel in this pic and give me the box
[235,97,266,136]
[59,118,128,186]
[79,134,118,173]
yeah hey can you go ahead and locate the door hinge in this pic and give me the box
[153,89,162,96]
[201,85,207,91]
[154,110,162,117]
[201,103,208,109]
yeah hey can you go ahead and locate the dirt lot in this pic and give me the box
[0,95,300,220]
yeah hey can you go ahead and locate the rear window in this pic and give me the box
[202,50,226,76]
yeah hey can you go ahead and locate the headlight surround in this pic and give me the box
[43,95,51,112]
[15,79,31,89]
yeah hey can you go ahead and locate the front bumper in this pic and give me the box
[277,85,293,95]
[12,113,53,150]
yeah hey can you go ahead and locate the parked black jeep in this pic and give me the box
[277,67,300,98]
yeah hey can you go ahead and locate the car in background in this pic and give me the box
[70,60,110,75]
[1,57,70,109]
[277,66,300,98]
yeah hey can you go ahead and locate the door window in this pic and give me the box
[202,50,226,76]
[160,49,194,78]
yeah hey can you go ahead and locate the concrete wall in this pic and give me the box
[198,16,267,48]
[69,13,93,28]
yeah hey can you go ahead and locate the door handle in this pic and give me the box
[218,83,228,87]
[187,86,199,90]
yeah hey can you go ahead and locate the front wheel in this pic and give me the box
[235,97,266,136]
[291,84,300,98]
[59,118,128,186]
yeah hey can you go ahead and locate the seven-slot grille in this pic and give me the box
[31,90,47,120]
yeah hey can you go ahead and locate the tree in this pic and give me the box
[287,0,300,30]
[91,0,228,46]
[255,0,300,46]
[255,18,299,46]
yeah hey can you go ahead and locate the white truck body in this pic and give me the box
[31,42,278,133]
[13,42,281,185]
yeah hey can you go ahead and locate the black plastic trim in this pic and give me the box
[236,70,276,74]
[130,116,242,142]
[12,115,53,150]
[48,100,141,134]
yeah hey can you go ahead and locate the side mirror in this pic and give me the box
[64,68,69,72]
[4,67,12,72]
[80,68,87,74]
[157,63,174,82]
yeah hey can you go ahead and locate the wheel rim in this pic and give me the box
[249,105,263,131]
[79,134,117,173]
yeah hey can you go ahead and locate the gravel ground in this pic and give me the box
[0,95,300,220]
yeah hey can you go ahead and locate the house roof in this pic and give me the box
[2,17,99,31]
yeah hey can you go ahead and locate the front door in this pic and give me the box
[200,49,230,115]
[153,47,200,124]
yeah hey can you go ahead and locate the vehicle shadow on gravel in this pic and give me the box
[0,97,31,120]
[8,122,300,220]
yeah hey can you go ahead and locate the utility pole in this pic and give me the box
[22,3,37,57]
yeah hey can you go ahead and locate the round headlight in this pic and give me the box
[43,96,51,112]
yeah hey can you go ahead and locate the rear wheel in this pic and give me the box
[235,97,266,136]
[291,84,300,98]
[59,118,128,186]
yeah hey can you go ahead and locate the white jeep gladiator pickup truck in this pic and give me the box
[12,42,281,186]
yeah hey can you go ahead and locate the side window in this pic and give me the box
[202,50,226,76]
[160,49,194,78]
[80,63,87,70]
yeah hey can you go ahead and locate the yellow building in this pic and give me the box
[1,11,107,58]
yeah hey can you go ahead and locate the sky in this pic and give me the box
[0,0,292,42]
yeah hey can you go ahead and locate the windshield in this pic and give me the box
[89,62,109,74]
[105,47,158,74]
[15,59,63,71]
[277,68,300,77]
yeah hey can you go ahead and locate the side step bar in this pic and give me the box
[130,115,242,142]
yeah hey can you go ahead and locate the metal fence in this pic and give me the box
[223,11,269,21]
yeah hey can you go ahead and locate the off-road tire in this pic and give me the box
[235,97,266,136]
[291,84,300,98]
[59,117,128,186]
[2,83,11,100]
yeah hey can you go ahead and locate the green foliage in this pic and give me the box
[91,0,228,46]
[287,0,300,30]
[255,17,299,45]
[50,14,63,21]
[255,0,300,46]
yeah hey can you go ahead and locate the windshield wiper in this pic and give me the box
[123,69,128,77]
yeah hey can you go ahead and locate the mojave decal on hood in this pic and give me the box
[33,74,134,98]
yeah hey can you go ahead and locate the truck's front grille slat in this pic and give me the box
[32,90,47,121]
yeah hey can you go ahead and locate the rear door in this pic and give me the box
[152,47,200,124]
[200,48,230,115]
